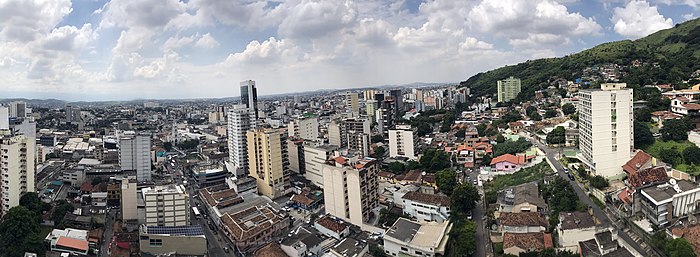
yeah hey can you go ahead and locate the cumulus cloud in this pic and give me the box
[0,0,72,42]
[278,0,358,39]
[225,37,300,65]
[612,0,673,39]
[100,0,186,29]
[195,33,220,49]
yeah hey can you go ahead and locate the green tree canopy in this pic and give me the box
[52,200,75,226]
[494,138,533,156]
[634,121,654,148]
[683,146,700,165]
[546,126,566,145]
[661,119,692,141]
[388,162,406,173]
[19,192,49,219]
[562,103,576,115]
[450,184,480,220]
[0,206,45,257]
[667,238,695,257]
[589,175,609,189]
[660,147,682,166]
[436,170,457,195]
[448,221,477,257]
[163,141,173,152]
[544,109,558,118]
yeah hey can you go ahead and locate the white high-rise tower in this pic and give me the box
[227,105,251,177]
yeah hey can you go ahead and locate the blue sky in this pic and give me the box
[0,0,698,101]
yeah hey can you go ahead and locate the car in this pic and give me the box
[282,207,291,212]
[466,211,473,220]
[568,174,574,180]
[563,167,569,173]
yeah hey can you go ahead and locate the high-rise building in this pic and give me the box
[578,83,633,180]
[323,156,379,227]
[119,132,152,182]
[328,120,342,147]
[413,88,424,101]
[0,106,8,130]
[497,76,522,103]
[240,80,259,127]
[366,100,378,121]
[0,135,35,216]
[121,177,138,221]
[8,101,26,118]
[247,128,288,199]
[303,144,337,187]
[389,124,419,160]
[390,90,403,115]
[288,117,319,141]
[65,105,81,123]
[141,185,190,226]
[345,91,360,117]
[380,99,396,137]
[227,105,250,177]
[287,139,305,174]
[327,118,371,155]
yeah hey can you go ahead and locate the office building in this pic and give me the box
[639,179,700,227]
[247,128,289,199]
[121,177,138,221]
[380,99,396,137]
[366,99,378,121]
[227,105,250,177]
[0,135,35,216]
[0,106,8,130]
[401,191,451,223]
[139,225,207,256]
[288,139,305,174]
[65,105,81,123]
[577,83,633,179]
[240,80,259,127]
[497,76,522,103]
[390,89,404,115]
[8,101,26,118]
[389,124,419,160]
[288,117,319,141]
[141,185,190,227]
[303,144,337,187]
[119,132,152,182]
[322,156,379,227]
[345,91,360,117]
[383,218,451,257]
[328,118,371,155]
[191,166,227,187]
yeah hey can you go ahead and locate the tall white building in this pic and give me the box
[323,156,379,227]
[577,83,633,179]
[119,132,152,182]
[345,92,359,117]
[227,105,250,177]
[121,177,138,221]
[141,185,190,226]
[8,101,26,118]
[0,135,35,216]
[0,106,8,130]
[303,144,337,187]
[328,118,371,155]
[389,124,419,160]
[288,117,319,141]
[240,80,258,127]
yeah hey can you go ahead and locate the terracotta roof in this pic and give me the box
[509,121,523,127]
[56,236,89,251]
[490,154,526,165]
[682,103,700,110]
[291,194,316,206]
[199,185,243,208]
[499,212,547,227]
[675,96,691,103]
[657,84,672,89]
[315,216,349,234]
[254,242,288,257]
[402,191,451,206]
[618,189,633,204]
[558,212,596,230]
[334,157,347,165]
[378,171,395,178]
[671,224,700,257]
[401,170,423,182]
[628,166,667,188]
[221,206,286,243]
[622,151,652,175]
[80,181,93,192]
[503,232,551,251]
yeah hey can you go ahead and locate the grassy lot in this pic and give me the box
[39,225,53,238]
[642,140,697,173]
[484,162,553,193]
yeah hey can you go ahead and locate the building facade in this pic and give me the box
[288,117,319,141]
[0,135,35,216]
[119,132,152,182]
[303,144,337,187]
[247,128,289,199]
[240,80,258,127]
[389,124,419,160]
[345,91,360,117]
[322,156,379,227]
[141,185,190,227]
[497,76,522,103]
[577,83,633,179]
[227,105,250,177]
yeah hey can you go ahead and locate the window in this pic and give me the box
[149,239,163,247]
[401,247,408,252]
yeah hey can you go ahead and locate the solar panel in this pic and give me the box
[146,225,205,236]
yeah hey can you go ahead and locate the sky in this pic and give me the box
[0,0,699,101]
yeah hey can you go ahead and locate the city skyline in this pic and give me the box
[0,0,698,100]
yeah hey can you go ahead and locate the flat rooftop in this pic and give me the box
[641,180,698,203]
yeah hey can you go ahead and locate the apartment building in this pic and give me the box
[345,91,360,117]
[288,117,319,141]
[328,118,371,155]
[577,83,633,179]
[247,128,289,199]
[401,191,451,223]
[639,179,700,227]
[303,144,337,187]
[389,124,419,160]
[119,131,152,182]
[0,135,35,216]
[227,105,250,177]
[322,156,379,227]
[121,177,138,221]
[383,218,451,257]
[240,80,259,127]
[497,76,522,103]
[141,185,190,227]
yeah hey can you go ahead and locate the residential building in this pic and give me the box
[366,99,378,121]
[502,232,553,256]
[303,144,337,187]
[314,215,350,240]
[0,106,8,130]
[240,80,259,127]
[0,135,35,216]
[497,76,522,103]
[639,179,700,227]
[288,117,319,141]
[389,124,419,160]
[119,132,152,182]
[327,238,368,257]
[383,218,451,257]
[499,212,547,234]
[328,118,371,153]
[578,83,634,180]
[490,154,526,173]
[380,99,396,137]
[65,105,81,123]
[288,139,305,174]
[670,96,700,117]
[8,101,26,118]
[496,182,546,218]
[45,228,89,256]
[345,91,360,117]
[227,105,250,177]
[221,205,290,254]
[247,128,289,199]
[191,166,227,187]
[138,225,207,256]
[280,226,324,257]
[556,211,598,253]
[323,156,379,227]
[401,191,451,223]
[390,89,404,114]
[141,185,190,227]
[121,177,138,221]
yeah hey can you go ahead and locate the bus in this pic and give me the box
[192,207,201,218]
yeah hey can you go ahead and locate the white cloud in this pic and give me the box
[100,0,186,29]
[683,13,697,20]
[0,0,72,42]
[657,0,700,7]
[278,0,358,39]
[195,33,220,49]
[163,35,196,50]
[224,37,301,66]
[612,0,673,39]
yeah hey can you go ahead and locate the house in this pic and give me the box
[221,205,290,254]
[383,218,451,257]
[280,227,324,257]
[638,179,700,227]
[290,190,323,211]
[509,122,524,134]
[401,191,451,223]
[621,151,654,176]
[577,230,627,257]
[499,212,547,234]
[651,111,682,126]
[45,228,90,256]
[670,97,700,116]
[627,166,667,189]
[556,211,598,252]
[502,232,552,256]
[496,182,547,218]
[464,125,480,147]
[471,142,493,159]
[327,238,368,257]
[490,154,526,172]
[314,215,350,240]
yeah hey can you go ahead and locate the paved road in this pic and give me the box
[529,138,652,257]
[467,170,488,257]
[100,209,116,257]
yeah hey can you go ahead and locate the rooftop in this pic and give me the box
[385,218,451,249]
[641,180,699,204]
[140,225,205,237]
[502,232,552,251]
[315,216,349,234]
[622,151,652,175]
[402,191,451,207]
[628,166,667,188]
[499,212,547,227]
[221,205,287,242]
[330,238,366,257]
[558,211,596,230]
[253,242,287,257]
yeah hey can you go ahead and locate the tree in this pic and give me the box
[659,147,682,166]
[436,170,457,195]
[91,176,103,186]
[546,126,566,145]
[562,103,576,115]
[661,119,692,141]
[416,122,432,137]
[388,162,406,173]
[544,109,558,118]
[163,142,173,152]
[20,192,49,221]
[589,175,609,189]
[0,206,45,257]
[455,128,466,139]
[683,146,700,165]
[177,139,200,150]
[577,165,588,179]
[667,238,695,257]
[406,161,420,170]
[531,112,542,121]
[494,138,533,156]
[635,108,652,122]
[419,150,451,172]
[371,135,384,143]
[451,184,480,219]
[373,146,386,158]
[634,121,654,148]
[496,134,506,143]
[449,221,477,257]
[52,200,75,226]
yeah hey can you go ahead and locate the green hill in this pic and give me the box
[460,18,700,102]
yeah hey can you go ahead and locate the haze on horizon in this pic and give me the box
[0,0,698,101]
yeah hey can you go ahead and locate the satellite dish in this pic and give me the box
[669,178,677,185]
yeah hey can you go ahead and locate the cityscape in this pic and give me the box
[2,1,700,257]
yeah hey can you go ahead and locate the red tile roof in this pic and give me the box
[315,216,349,234]
[334,157,347,165]
[622,151,652,175]
[56,236,89,251]
[490,154,526,165]
[499,212,547,227]
[628,166,667,188]
[503,232,551,251]
[254,242,288,257]
[682,103,700,110]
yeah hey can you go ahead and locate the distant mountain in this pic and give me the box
[460,18,700,101]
